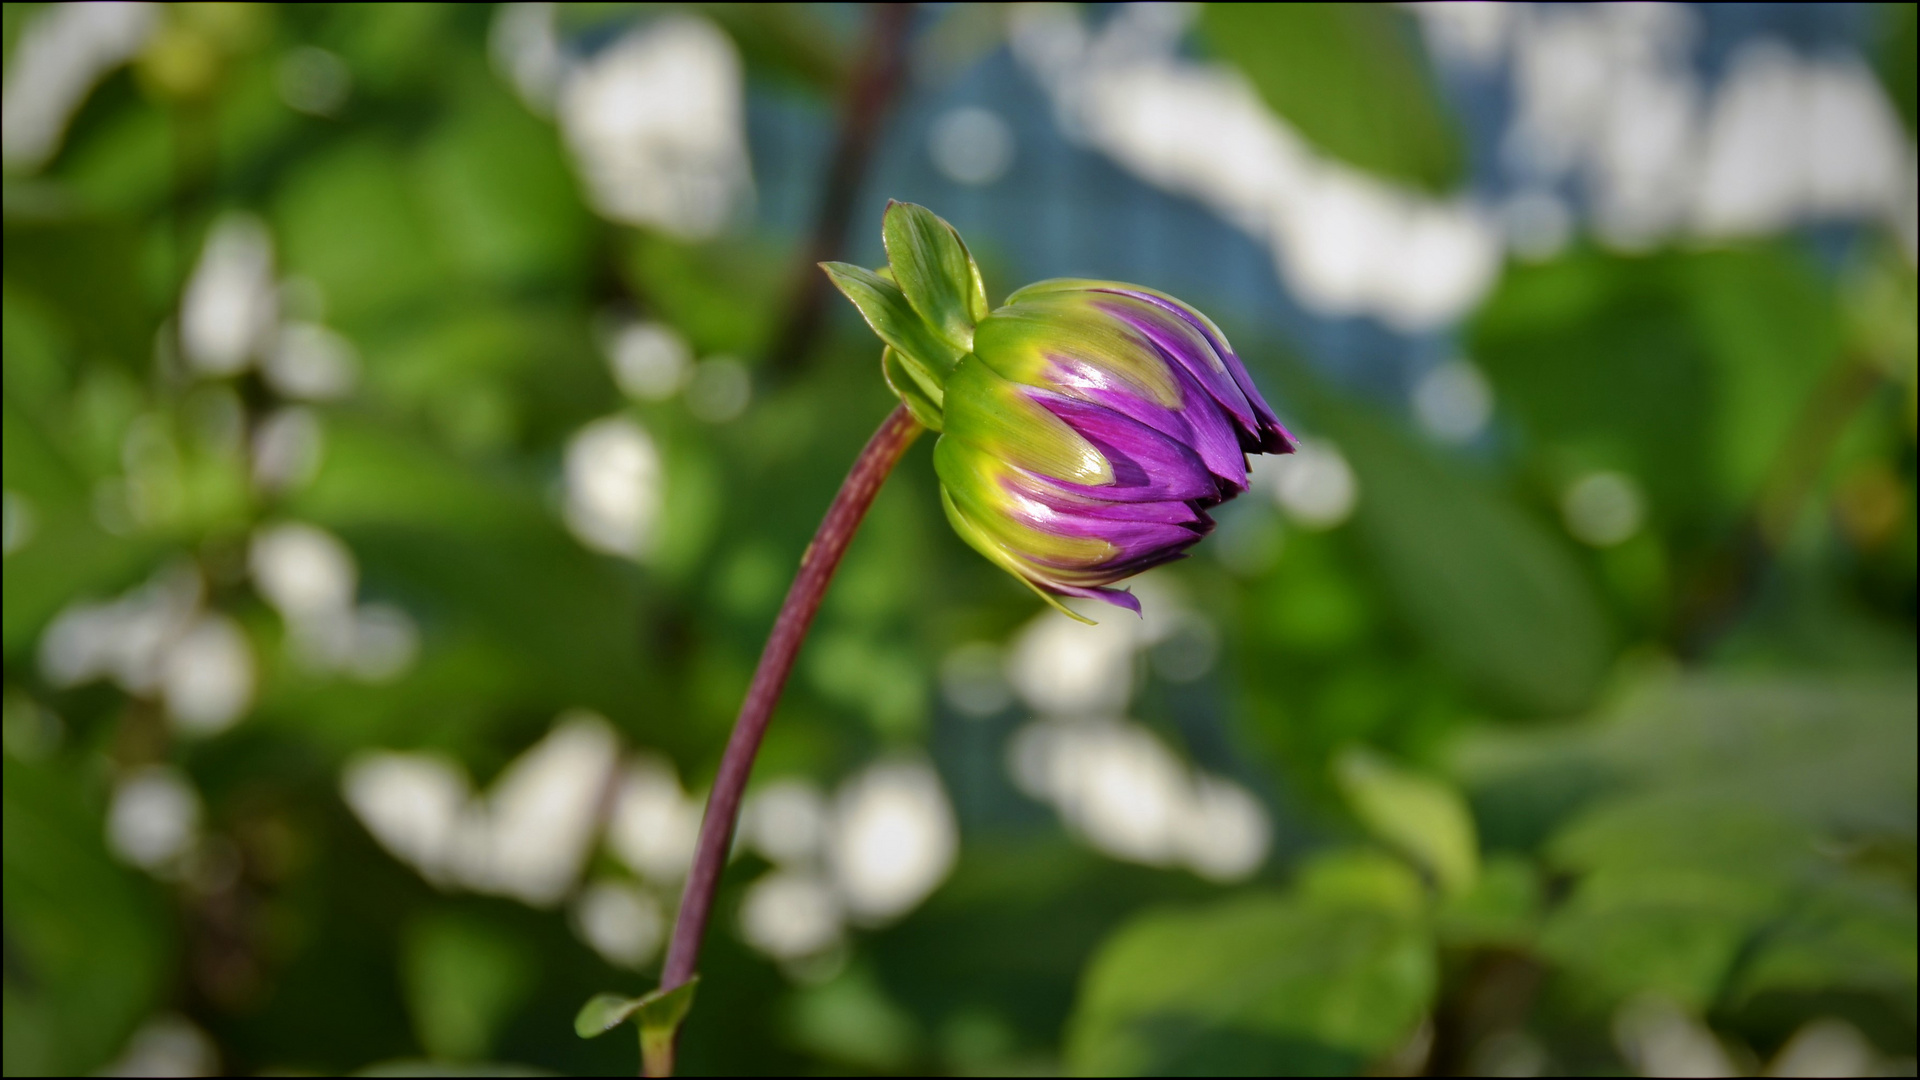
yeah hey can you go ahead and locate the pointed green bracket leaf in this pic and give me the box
[575,977,700,1077]
[882,200,990,353]
[822,260,963,423]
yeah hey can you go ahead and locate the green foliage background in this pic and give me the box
[3,2,1915,1076]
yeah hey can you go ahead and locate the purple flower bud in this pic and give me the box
[825,204,1295,619]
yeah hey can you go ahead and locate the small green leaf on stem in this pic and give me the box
[575,993,643,1039]
[573,977,699,1042]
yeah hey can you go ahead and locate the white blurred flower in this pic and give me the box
[607,319,694,401]
[345,603,419,684]
[490,2,567,114]
[1265,438,1358,530]
[684,356,752,423]
[251,407,325,495]
[1562,470,1644,547]
[608,755,703,883]
[343,752,472,885]
[248,522,419,682]
[102,1013,219,1078]
[557,14,753,238]
[464,712,619,907]
[1613,996,1735,1078]
[739,869,845,960]
[158,614,254,736]
[1500,189,1574,261]
[2,489,36,556]
[1008,717,1271,880]
[1012,4,1501,329]
[1006,607,1139,717]
[930,106,1015,186]
[345,713,618,906]
[251,522,356,621]
[108,765,201,872]
[263,322,360,401]
[1407,2,1513,72]
[181,215,279,377]
[1693,44,1911,240]
[276,46,352,117]
[1767,1018,1879,1078]
[741,778,829,866]
[1,1,156,170]
[573,879,666,968]
[563,416,664,559]
[1177,775,1271,882]
[1009,717,1185,865]
[39,564,203,694]
[827,759,958,923]
[1489,7,1915,257]
[938,641,1013,719]
[1413,360,1495,444]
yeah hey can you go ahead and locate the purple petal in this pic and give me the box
[1003,498,1205,563]
[1044,351,1250,494]
[1028,390,1218,503]
[1020,486,1209,527]
[1049,582,1143,615]
[1098,288,1297,455]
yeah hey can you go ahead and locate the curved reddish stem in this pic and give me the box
[653,404,923,1073]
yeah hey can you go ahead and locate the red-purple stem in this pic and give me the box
[653,404,923,1072]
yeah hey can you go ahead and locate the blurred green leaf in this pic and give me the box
[1455,675,1918,845]
[3,758,172,1077]
[275,137,446,325]
[1066,890,1435,1075]
[1875,2,1917,134]
[3,217,155,370]
[403,912,534,1062]
[624,233,785,357]
[1539,797,1815,1009]
[1293,848,1429,918]
[413,79,594,289]
[1470,245,1839,525]
[1199,3,1463,191]
[1735,873,1918,1002]
[1456,675,1916,1011]
[1315,398,1612,716]
[1434,854,1541,948]
[784,967,920,1072]
[699,3,848,95]
[1335,746,1479,895]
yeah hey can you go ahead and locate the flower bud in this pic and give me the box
[826,203,1294,618]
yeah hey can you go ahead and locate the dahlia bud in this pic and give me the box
[825,203,1294,618]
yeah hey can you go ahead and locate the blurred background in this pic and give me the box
[2,2,1915,1075]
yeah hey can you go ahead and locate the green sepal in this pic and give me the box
[882,201,990,353]
[942,355,1111,486]
[938,483,1095,625]
[820,260,962,387]
[882,346,944,430]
